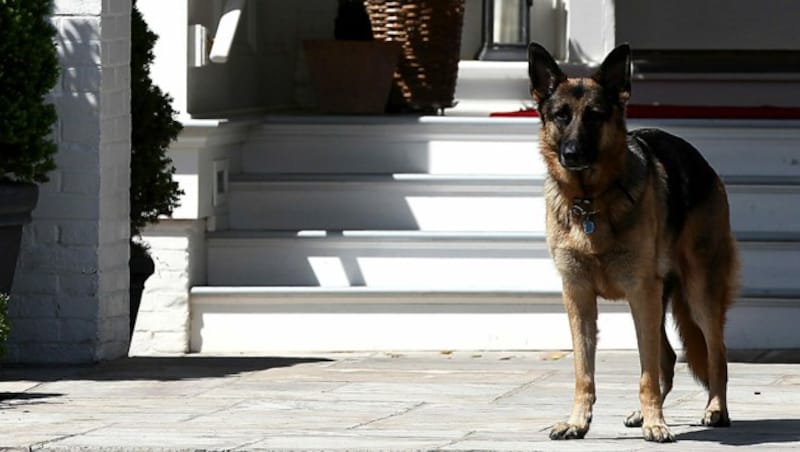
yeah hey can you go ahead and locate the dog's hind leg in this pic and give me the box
[681,288,730,426]
[628,279,675,442]
[684,279,732,427]
[678,183,737,427]
[679,224,736,427]
[624,321,676,427]
[625,282,677,428]
[697,315,730,427]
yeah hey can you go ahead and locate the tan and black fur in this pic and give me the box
[528,43,739,443]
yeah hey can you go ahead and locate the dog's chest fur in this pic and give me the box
[544,137,670,299]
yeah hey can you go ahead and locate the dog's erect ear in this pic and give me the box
[528,43,566,105]
[592,43,632,105]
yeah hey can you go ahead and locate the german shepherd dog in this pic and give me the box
[528,43,739,442]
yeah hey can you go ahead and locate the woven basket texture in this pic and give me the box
[365,0,465,112]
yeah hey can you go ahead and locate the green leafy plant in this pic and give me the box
[0,293,10,359]
[130,1,183,237]
[0,0,59,183]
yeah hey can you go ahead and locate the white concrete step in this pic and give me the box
[206,231,800,297]
[207,231,558,289]
[228,175,544,231]
[188,286,800,353]
[188,287,633,353]
[450,61,800,115]
[194,116,800,355]
[240,117,543,176]
[240,116,800,177]
[227,175,800,235]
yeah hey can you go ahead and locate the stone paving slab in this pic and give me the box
[1,351,799,451]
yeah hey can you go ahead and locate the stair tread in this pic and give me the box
[190,286,800,303]
[191,286,560,300]
[207,229,800,243]
[208,230,547,240]
[232,174,543,182]
[248,114,800,129]
[230,173,800,187]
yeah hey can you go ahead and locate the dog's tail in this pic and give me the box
[671,293,710,388]
[669,236,739,388]
[663,273,709,387]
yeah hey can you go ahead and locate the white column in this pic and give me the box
[9,0,131,363]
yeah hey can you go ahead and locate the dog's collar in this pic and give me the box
[570,180,637,235]
[571,197,598,234]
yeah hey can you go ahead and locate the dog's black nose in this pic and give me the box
[559,141,588,170]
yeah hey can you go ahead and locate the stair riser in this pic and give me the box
[242,121,800,177]
[454,61,800,111]
[243,139,545,176]
[190,302,639,353]
[229,185,800,234]
[190,300,800,353]
[207,240,556,289]
[207,239,797,294]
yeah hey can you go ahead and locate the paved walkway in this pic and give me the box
[1,351,799,451]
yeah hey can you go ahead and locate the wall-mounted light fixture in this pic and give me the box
[209,0,246,64]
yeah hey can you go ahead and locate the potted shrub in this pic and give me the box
[0,0,59,294]
[129,1,183,337]
[304,0,401,114]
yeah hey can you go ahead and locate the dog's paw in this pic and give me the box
[624,410,643,427]
[702,409,731,427]
[642,422,675,443]
[549,422,589,440]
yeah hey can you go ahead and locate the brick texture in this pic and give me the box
[129,220,205,355]
[8,0,132,364]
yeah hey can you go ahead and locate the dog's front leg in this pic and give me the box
[550,286,597,440]
[629,281,675,443]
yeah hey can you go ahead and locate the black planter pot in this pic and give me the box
[129,241,155,339]
[0,182,38,294]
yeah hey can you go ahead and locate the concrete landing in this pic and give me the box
[2,351,799,451]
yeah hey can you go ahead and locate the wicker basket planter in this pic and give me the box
[364,0,465,113]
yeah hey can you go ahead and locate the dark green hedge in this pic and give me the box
[0,0,59,183]
[130,1,183,237]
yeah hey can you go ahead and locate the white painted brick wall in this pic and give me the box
[129,219,206,356]
[8,0,131,364]
[54,0,101,15]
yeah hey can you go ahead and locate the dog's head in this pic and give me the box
[528,43,632,175]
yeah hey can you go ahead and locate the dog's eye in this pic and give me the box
[554,107,571,125]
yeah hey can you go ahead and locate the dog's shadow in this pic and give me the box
[677,419,800,446]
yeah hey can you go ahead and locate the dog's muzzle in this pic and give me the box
[559,141,590,171]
